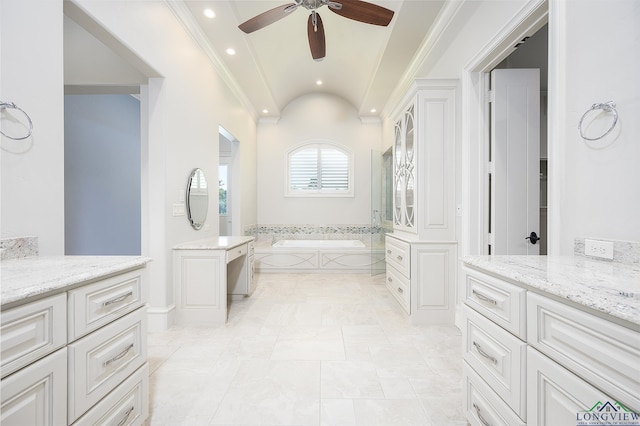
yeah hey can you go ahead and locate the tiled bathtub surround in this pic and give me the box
[245,224,390,246]
[0,236,38,260]
[574,237,640,265]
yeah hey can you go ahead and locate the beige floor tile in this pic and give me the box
[147,272,464,425]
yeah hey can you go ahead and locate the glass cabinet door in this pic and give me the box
[392,102,417,232]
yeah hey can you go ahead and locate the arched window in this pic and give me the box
[287,141,353,197]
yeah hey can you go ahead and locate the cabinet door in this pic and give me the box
[174,249,227,325]
[393,115,404,228]
[393,104,416,232]
[1,348,67,426]
[527,346,625,425]
[403,105,415,230]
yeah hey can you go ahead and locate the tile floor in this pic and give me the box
[146,273,466,426]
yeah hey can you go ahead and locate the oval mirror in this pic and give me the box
[186,168,208,230]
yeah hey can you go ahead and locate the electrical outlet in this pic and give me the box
[584,239,614,260]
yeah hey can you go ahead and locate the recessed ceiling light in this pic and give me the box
[370,108,377,113]
[262,109,269,114]
[316,80,323,86]
[225,48,236,55]
[203,8,216,19]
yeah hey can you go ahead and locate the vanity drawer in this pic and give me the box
[68,268,147,341]
[1,347,68,426]
[1,293,67,378]
[227,243,247,264]
[527,292,640,411]
[385,236,410,277]
[464,268,526,339]
[72,363,149,426]
[463,305,526,418]
[386,266,410,314]
[68,307,147,423]
[464,362,525,426]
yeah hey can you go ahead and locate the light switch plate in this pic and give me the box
[172,203,185,217]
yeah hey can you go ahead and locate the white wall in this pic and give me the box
[2,0,258,330]
[552,0,640,253]
[257,93,381,225]
[1,0,65,255]
[71,0,258,328]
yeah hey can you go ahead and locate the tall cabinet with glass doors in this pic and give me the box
[385,79,458,324]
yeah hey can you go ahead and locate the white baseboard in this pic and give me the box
[147,304,175,332]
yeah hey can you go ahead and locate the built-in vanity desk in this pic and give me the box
[173,236,255,325]
[462,255,639,425]
[0,256,150,425]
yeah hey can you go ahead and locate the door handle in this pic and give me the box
[525,231,540,245]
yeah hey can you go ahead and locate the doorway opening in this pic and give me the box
[460,0,548,258]
[488,24,548,255]
[219,126,239,236]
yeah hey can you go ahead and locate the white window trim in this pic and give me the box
[285,140,354,197]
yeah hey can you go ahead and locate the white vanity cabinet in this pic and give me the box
[173,236,255,325]
[0,258,149,426]
[462,258,640,425]
[386,79,458,324]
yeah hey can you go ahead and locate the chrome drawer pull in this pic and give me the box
[472,289,497,305]
[104,343,134,367]
[397,255,403,261]
[387,249,392,254]
[473,403,493,426]
[472,341,498,365]
[103,292,133,307]
[397,287,403,294]
[116,406,135,426]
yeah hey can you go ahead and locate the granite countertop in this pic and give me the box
[173,236,255,250]
[1,256,151,308]
[462,255,640,328]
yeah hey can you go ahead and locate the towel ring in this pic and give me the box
[578,101,618,141]
[1,101,34,140]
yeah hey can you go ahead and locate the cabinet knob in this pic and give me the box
[397,287,403,294]
[397,255,403,261]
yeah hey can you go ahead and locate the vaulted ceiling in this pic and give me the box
[64,0,449,119]
[175,0,446,119]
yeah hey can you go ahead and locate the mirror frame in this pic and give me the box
[186,168,209,230]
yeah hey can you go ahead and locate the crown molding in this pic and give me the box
[164,0,259,121]
[382,0,465,119]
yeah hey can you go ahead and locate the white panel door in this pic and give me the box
[491,69,540,254]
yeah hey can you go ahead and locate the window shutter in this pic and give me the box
[287,142,352,196]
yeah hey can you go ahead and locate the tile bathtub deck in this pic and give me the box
[147,273,465,426]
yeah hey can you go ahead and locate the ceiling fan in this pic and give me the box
[238,0,394,61]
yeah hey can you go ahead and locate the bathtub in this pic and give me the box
[272,239,366,249]
[255,239,383,273]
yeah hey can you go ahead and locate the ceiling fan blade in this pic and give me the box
[307,13,326,61]
[238,3,298,34]
[328,0,394,26]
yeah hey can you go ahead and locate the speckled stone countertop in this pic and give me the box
[173,236,254,250]
[462,255,640,328]
[1,256,150,308]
